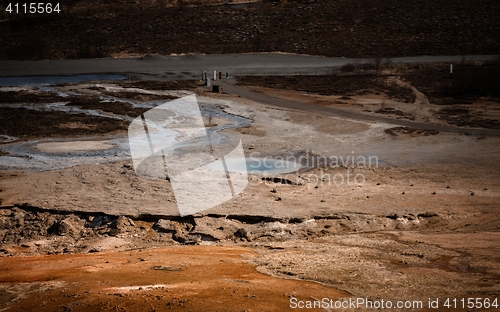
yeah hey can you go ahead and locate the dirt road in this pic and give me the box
[0,53,498,77]
[217,80,500,136]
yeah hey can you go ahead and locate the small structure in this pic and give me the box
[212,85,222,93]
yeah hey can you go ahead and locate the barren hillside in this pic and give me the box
[1,0,499,60]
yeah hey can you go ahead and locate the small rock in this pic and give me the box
[109,216,135,236]
[56,218,80,236]
[270,188,277,193]
[115,216,135,230]
[153,219,176,233]
[235,228,249,241]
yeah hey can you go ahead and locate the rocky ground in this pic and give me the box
[0,65,499,310]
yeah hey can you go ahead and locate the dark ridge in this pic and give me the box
[213,214,283,224]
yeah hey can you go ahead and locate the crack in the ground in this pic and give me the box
[0,203,446,252]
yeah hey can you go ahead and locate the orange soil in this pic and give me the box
[0,246,349,311]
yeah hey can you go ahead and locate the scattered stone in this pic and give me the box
[191,217,236,241]
[151,266,182,271]
[432,192,436,195]
[270,188,277,193]
[55,216,84,237]
[153,219,177,233]
[235,228,250,241]
[0,206,449,252]
[88,215,115,228]
[386,214,399,220]
[275,197,282,201]
[262,177,294,185]
[110,216,135,236]
[417,212,438,218]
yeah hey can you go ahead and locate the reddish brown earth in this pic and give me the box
[0,246,349,311]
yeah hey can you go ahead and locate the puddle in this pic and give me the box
[202,157,300,175]
[246,158,301,174]
[36,86,81,97]
[0,136,132,171]
[0,86,254,172]
[201,102,252,133]
[0,103,252,172]
[0,74,126,87]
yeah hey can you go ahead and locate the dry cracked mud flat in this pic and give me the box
[0,69,499,311]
